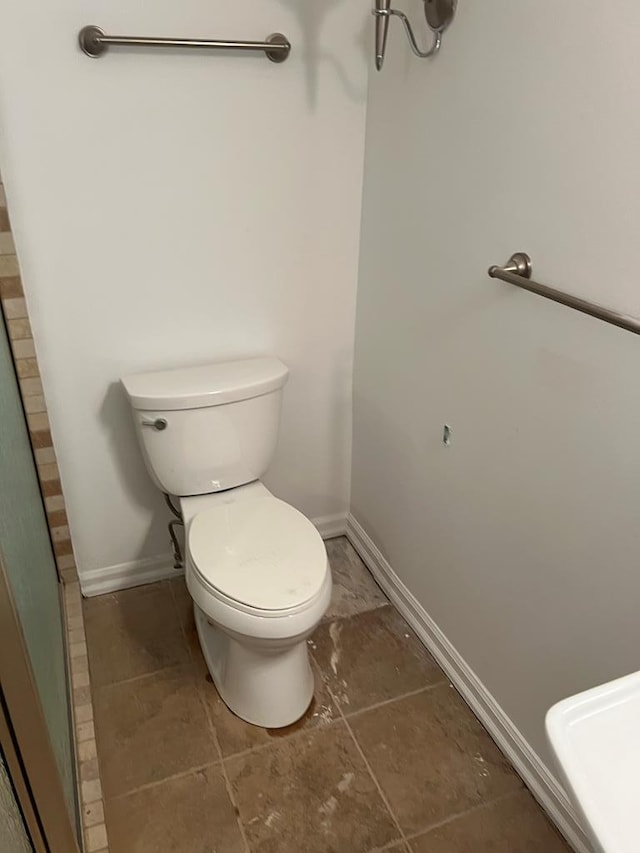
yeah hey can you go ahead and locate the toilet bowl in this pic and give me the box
[121,356,332,728]
[182,482,331,727]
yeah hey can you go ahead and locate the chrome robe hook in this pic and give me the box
[372,0,456,71]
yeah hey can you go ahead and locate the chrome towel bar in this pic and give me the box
[78,25,291,63]
[488,253,640,336]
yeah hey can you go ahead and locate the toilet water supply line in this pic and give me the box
[164,494,184,569]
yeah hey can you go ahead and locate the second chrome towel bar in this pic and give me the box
[488,253,640,336]
[78,25,291,63]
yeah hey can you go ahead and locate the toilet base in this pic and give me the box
[194,604,315,728]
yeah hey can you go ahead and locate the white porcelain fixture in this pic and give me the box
[546,670,640,853]
[121,357,331,728]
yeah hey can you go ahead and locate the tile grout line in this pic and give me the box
[106,760,222,802]
[339,682,446,722]
[90,660,192,692]
[167,578,252,853]
[306,630,447,719]
[211,715,347,766]
[86,581,195,693]
[213,729,252,853]
[401,787,527,845]
[320,600,391,625]
[327,682,408,848]
[370,840,411,852]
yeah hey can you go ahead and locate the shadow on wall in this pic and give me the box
[350,386,421,539]
[266,348,353,516]
[100,382,172,564]
[273,0,369,107]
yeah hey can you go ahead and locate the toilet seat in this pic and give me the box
[187,497,328,613]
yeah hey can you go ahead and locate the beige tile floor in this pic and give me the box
[83,537,572,853]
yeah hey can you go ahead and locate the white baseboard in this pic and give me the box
[346,514,592,853]
[313,512,348,540]
[80,512,348,598]
[80,552,181,597]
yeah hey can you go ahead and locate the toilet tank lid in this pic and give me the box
[121,356,289,411]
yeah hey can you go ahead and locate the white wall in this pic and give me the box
[0,1,368,579]
[353,0,640,774]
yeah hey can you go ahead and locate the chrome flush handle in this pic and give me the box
[141,418,168,431]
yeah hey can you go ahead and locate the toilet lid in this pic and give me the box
[188,498,328,612]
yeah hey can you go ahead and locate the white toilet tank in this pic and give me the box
[121,357,289,496]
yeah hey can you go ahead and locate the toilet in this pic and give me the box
[121,356,331,728]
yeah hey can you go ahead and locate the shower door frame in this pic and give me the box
[0,550,80,853]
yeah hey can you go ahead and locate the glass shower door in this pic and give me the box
[0,312,79,838]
